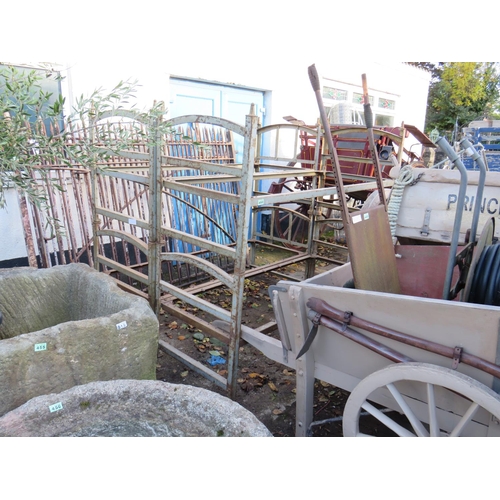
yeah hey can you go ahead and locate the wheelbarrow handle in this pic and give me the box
[308,64,321,92]
[362,73,368,94]
[307,63,349,227]
[361,73,373,129]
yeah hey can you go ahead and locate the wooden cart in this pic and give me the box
[254,164,500,436]
[239,67,500,437]
[265,246,500,436]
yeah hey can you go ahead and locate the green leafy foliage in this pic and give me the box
[409,62,500,137]
[0,65,174,213]
[0,65,61,208]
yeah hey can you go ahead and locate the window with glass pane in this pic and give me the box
[353,92,373,105]
[323,86,347,100]
[378,98,396,110]
[375,114,394,126]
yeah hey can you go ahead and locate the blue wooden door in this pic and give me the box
[169,79,265,163]
[169,79,221,117]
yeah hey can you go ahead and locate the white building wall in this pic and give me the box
[1,60,431,263]
[64,60,430,128]
[0,189,27,261]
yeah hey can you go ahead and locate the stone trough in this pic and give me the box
[0,263,159,416]
[0,379,273,436]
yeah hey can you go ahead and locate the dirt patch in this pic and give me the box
[155,243,358,437]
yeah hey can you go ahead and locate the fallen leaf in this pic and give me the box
[168,321,178,329]
[272,409,283,415]
[241,381,254,392]
[268,381,278,392]
[177,335,186,341]
[248,372,261,379]
[320,381,331,387]
[209,350,221,356]
[180,371,189,378]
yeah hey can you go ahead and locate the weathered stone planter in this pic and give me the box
[0,264,159,416]
[0,379,273,436]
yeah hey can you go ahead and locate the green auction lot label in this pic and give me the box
[49,402,63,413]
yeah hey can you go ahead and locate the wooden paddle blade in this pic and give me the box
[347,204,401,294]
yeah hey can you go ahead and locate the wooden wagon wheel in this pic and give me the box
[343,362,500,437]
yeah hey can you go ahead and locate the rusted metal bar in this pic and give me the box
[307,297,500,379]
[43,171,66,265]
[72,170,93,266]
[17,191,38,267]
[56,169,77,262]
[30,192,50,268]
[158,339,228,390]
[161,301,230,345]
[226,105,260,400]
[108,176,129,271]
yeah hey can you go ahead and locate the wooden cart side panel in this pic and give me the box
[274,277,500,392]
[395,168,500,244]
[273,277,500,433]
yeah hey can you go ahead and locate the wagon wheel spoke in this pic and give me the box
[282,213,293,238]
[449,402,480,437]
[277,211,294,240]
[272,205,310,249]
[386,383,429,437]
[427,383,440,437]
[343,362,500,437]
[290,217,308,242]
[360,401,416,437]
